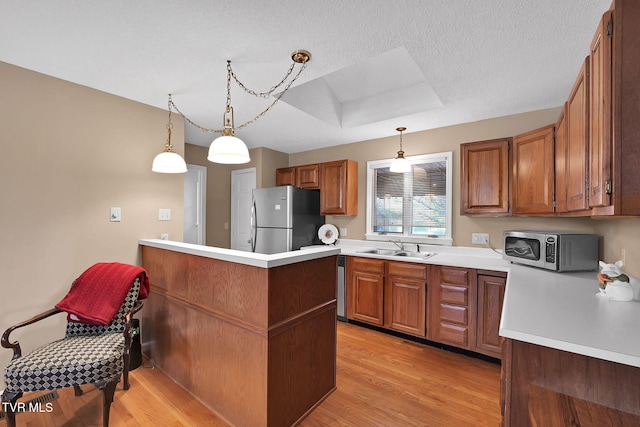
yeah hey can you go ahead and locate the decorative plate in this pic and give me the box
[318,224,339,245]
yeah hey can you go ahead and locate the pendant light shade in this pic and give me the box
[390,154,411,173]
[208,135,250,164]
[207,106,250,164]
[152,150,188,173]
[390,127,411,173]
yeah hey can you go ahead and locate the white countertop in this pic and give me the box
[334,239,640,368]
[139,239,341,268]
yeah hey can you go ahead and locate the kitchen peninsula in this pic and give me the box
[138,239,340,427]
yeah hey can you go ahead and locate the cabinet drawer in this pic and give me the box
[440,284,469,305]
[440,267,470,285]
[388,262,427,280]
[350,257,385,274]
[440,304,468,325]
[439,323,469,346]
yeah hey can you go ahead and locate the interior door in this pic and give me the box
[183,164,207,244]
[231,167,256,251]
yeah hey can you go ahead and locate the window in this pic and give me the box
[366,151,452,246]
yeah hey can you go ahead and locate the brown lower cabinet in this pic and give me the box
[386,261,427,337]
[428,265,477,350]
[502,338,640,426]
[476,271,507,358]
[347,257,506,357]
[347,257,385,326]
[347,257,427,337]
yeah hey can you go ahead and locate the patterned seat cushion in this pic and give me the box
[65,279,140,337]
[4,332,125,392]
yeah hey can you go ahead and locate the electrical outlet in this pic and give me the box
[160,234,169,240]
[472,233,489,244]
[339,228,347,237]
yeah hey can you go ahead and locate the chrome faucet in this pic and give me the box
[392,240,405,251]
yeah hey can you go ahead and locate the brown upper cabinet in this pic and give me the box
[276,159,358,215]
[275,164,320,189]
[275,167,296,187]
[588,9,612,210]
[462,1,640,218]
[512,125,555,215]
[460,138,511,216]
[296,164,320,189]
[564,57,590,213]
[320,160,358,216]
[555,104,568,213]
[589,2,640,216]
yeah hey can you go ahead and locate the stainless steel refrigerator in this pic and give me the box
[250,186,325,254]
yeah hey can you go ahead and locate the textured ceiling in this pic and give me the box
[0,0,611,154]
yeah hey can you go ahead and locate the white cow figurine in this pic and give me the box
[598,260,633,302]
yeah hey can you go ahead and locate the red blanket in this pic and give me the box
[56,262,150,325]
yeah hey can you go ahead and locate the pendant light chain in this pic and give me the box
[229,61,297,99]
[168,51,310,135]
[164,95,174,150]
[235,61,307,130]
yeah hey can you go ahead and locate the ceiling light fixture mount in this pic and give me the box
[152,94,188,173]
[291,50,311,64]
[390,126,411,173]
[166,50,312,165]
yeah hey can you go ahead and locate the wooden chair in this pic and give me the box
[1,278,143,427]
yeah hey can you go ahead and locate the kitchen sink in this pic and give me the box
[393,251,437,259]
[357,248,437,260]
[357,248,397,255]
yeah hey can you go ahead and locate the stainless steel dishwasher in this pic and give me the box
[337,255,347,322]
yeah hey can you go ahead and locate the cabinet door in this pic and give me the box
[276,167,296,187]
[386,262,427,337]
[476,273,506,359]
[296,164,320,189]
[512,125,555,214]
[460,138,511,216]
[387,277,426,337]
[555,105,568,213]
[566,58,590,212]
[346,257,385,326]
[320,160,358,215]
[589,10,612,209]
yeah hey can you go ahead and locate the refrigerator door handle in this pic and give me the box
[250,200,257,252]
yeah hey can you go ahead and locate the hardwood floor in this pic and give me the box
[2,322,501,426]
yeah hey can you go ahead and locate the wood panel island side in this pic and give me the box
[138,239,340,427]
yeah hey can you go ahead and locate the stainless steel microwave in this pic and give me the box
[503,231,599,271]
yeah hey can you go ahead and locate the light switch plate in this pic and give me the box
[110,207,121,222]
[159,209,171,221]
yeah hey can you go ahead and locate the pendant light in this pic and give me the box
[152,94,188,173]
[167,50,311,165]
[390,127,411,173]
[207,105,251,164]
